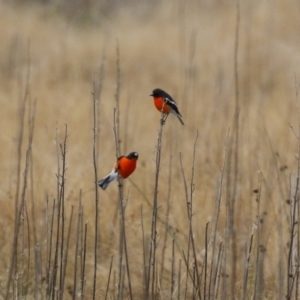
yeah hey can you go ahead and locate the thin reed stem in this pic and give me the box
[287,141,300,299]
[242,228,254,299]
[58,125,68,300]
[160,154,173,287]
[6,43,31,299]
[179,131,201,299]
[146,112,166,299]
[92,72,100,300]
[171,238,175,299]
[204,222,209,299]
[49,125,68,299]
[113,95,133,298]
[80,223,88,299]
[46,196,55,295]
[213,242,224,299]
[141,205,147,299]
[253,178,263,300]
[73,194,82,300]
[178,259,182,300]
[105,256,114,300]
[61,206,74,297]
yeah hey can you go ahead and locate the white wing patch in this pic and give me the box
[164,96,177,108]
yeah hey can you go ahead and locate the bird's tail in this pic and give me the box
[177,114,185,125]
[98,171,117,190]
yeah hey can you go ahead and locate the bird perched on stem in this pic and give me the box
[98,152,139,190]
[150,88,184,125]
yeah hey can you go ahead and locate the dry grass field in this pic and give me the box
[1,0,300,298]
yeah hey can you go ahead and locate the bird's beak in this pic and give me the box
[150,93,153,96]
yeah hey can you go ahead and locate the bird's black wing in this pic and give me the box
[164,94,182,116]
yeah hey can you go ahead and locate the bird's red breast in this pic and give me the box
[115,156,138,178]
[153,96,171,114]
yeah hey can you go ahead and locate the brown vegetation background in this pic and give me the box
[1,0,300,298]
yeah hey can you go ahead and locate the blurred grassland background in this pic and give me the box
[1,0,300,298]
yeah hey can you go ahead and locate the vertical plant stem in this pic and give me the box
[21,92,36,299]
[204,222,209,299]
[113,50,133,299]
[73,194,82,300]
[46,196,55,295]
[58,125,68,300]
[34,243,42,299]
[9,139,31,300]
[141,205,147,299]
[242,228,254,300]
[208,130,229,299]
[230,0,241,296]
[171,238,175,299]
[178,259,182,300]
[50,125,68,299]
[6,42,31,299]
[28,98,37,245]
[113,41,124,299]
[286,165,300,299]
[213,242,224,299]
[253,179,263,300]
[115,41,121,155]
[61,206,74,299]
[91,52,105,299]
[160,154,173,288]
[179,131,201,299]
[80,223,88,300]
[146,113,166,299]
[105,256,114,300]
[115,152,133,300]
[92,72,101,300]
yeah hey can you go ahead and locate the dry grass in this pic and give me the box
[1,0,300,298]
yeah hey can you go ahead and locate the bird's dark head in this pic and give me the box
[127,152,139,160]
[150,88,165,97]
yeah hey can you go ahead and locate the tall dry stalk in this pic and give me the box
[91,52,105,299]
[159,154,173,289]
[223,1,241,297]
[179,131,201,299]
[242,226,254,300]
[58,127,68,299]
[5,42,31,299]
[46,195,55,295]
[111,43,133,300]
[104,256,114,300]
[230,0,241,296]
[61,205,74,295]
[113,108,133,300]
[171,238,176,299]
[146,112,167,299]
[72,193,83,300]
[141,205,147,299]
[286,91,300,299]
[208,130,229,299]
[253,178,264,300]
[47,124,68,299]
[80,223,88,299]
[29,98,38,248]
[91,77,99,299]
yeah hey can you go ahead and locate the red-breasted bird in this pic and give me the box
[150,88,184,125]
[98,152,139,190]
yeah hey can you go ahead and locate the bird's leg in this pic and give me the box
[160,113,168,125]
[118,177,123,188]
